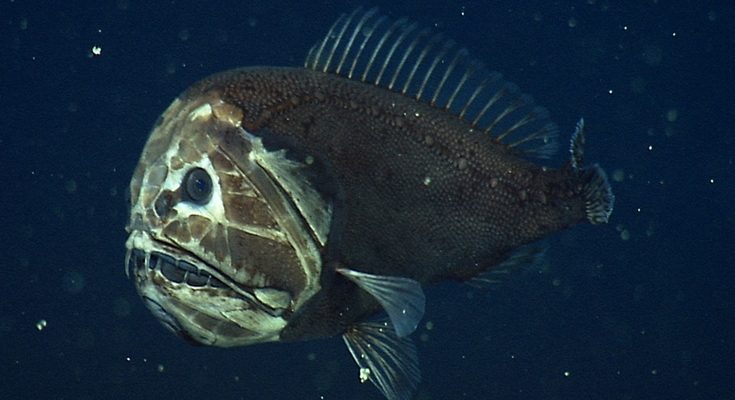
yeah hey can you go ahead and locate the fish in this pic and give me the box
[124,7,614,400]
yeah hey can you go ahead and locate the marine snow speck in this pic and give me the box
[124,7,614,400]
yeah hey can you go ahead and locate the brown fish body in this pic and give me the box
[180,66,592,338]
[186,67,584,282]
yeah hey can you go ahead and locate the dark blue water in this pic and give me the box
[2,1,733,399]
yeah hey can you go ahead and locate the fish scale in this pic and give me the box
[190,67,570,282]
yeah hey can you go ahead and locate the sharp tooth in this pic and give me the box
[124,249,132,279]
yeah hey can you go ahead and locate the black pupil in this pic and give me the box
[183,168,212,204]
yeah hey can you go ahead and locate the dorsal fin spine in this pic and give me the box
[403,33,444,95]
[472,87,504,126]
[490,95,526,138]
[457,74,486,119]
[305,45,315,68]
[388,28,429,90]
[432,48,467,106]
[305,11,343,70]
[334,9,375,74]
[359,16,392,80]
[417,39,456,101]
[505,108,552,146]
[346,17,375,79]
[307,12,337,70]
[460,72,500,120]
[324,8,360,73]
[309,12,338,69]
[305,7,560,159]
[445,58,476,110]
[338,8,380,76]
[498,112,535,142]
[360,16,392,82]
[375,19,414,86]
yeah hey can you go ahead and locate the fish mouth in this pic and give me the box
[124,243,268,316]
[124,232,290,347]
[124,246,237,345]
[125,248,230,289]
[124,245,284,315]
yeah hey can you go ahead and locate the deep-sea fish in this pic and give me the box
[124,8,614,399]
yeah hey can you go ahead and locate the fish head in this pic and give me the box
[125,90,325,347]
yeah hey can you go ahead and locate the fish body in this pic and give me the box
[125,8,613,399]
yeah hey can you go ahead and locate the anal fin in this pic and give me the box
[343,321,420,400]
[337,268,425,337]
[468,243,546,288]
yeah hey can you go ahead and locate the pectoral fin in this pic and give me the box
[337,268,425,337]
[342,321,421,400]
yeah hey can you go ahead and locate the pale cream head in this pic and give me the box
[125,91,329,347]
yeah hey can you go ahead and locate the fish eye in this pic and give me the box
[182,167,213,205]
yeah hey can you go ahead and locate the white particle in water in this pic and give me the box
[61,270,86,294]
[359,367,371,383]
[35,319,47,331]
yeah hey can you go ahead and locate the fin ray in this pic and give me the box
[343,321,420,400]
[376,20,416,86]
[468,243,547,287]
[339,8,380,76]
[360,16,392,82]
[337,268,425,337]
[569,117,586,171]
[581,165,614,224]
[305,7,559,159]
[433,48,468,106]
[566,118,614,224]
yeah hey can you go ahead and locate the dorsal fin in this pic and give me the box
[305,7,559,159]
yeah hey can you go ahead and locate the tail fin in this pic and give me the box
[569,118,615,224]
